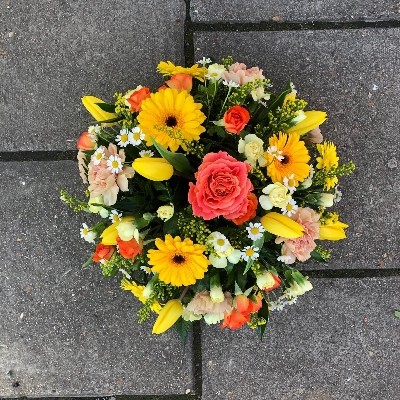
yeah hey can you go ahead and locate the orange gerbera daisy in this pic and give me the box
[265,132,310,186]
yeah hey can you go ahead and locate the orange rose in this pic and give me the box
[165,73,193,92]
[124,86,151,112]
[221,309,250,330]
[230,192,258,225]
[76,131,96,150]
[117,236,142,261]
[235,294,262,315]
[264,274,282,293]
[223,105,250,134]
[92,244,115,263]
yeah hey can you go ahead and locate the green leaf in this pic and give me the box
[257,301,269,341]
[243,257,254,275]
[157,194,170,202]
[394,311,400,319]
[95,102,116,113]
[90,116,123,124]
[174,317,192,344]
[311,248,327,262]
[152,182,167,191]
[163,213,179,235]
[151,137,194,176]
[114,195,146,212]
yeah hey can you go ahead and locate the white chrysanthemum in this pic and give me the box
[266,145,284,161]
[92,147,105,165]
[80,223,97,243]
[281,198,298,217]
[116,129,130,147]
[109,209,122,223]
[277,255,293,264]
[139,150,154,158]
[106,155,123,174]
[283,173,297,194]
[129,127,145,146]
[206,63,226,80]
[241,246,259,262]
[246,222,265,241]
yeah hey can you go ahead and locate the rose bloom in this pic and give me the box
[188,151,253,220]
[77,131,96,150]
[117,236,142,261]
[238,133,266,167]
[276,207,320,263]
[223,105,250,134]
[186,290,233,315]
[124,86,151,112]
[92,244,115,263]
[221,309,250,330]
[229,192,258,225]
[222,62,265,86]
[165,73,192,91]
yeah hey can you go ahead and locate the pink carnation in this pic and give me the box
[88,144,134,206]
[188,151,253,220]
[186,291,233,315]
[276,207,320,263]
[222,62,265,86]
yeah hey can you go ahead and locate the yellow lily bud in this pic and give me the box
[152,299,183,334]
[81,96,117,122]
[101,216,135,245]
[287,111,327,136]
[132,157,174,181]
[260,212,304,239]
[319,220,348,241]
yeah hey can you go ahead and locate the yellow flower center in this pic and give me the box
[245,248,255,257]
[216,238,226,246]
[133,132,141,141]
[112,160,119,169]
[95,153,103,160]
[120,133,128,142]
[286,203,294,211]
[83,228,89,235]
[112,215,120,223]
[250,227,260,235]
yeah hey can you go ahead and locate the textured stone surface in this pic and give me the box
[0,0,185,152]
[201,277,400,400]
[0,161,193,397]
[194,29,400,269]
[191,0,400,22]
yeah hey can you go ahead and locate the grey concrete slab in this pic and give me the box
[0,161,193,397]
[201,277,400,400]
[0,0,185,152]
[191,0,400,22]
[194,29,400,269]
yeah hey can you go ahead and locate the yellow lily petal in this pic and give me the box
[101,216,135,245]
[152,299,183,334]
[287,110,327,136]
[319,221,348,241]
[260,212,304,239]
[81,95,117,122]
[132,157,174,181]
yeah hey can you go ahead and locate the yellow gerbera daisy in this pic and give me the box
[137,88,206,152]
[265,132,310,185]
[316,142,339,170]
[157,61,207,81]
[121,279,162,313]
[147,235,210,287]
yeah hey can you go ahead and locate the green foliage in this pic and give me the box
[60,189,88,212]
[174,317,192,344]
[394,311,400,319]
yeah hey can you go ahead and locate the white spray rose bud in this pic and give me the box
[157,205,174,221]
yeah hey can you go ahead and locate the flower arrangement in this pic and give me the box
[62,56,354,340]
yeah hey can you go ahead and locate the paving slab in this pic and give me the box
[0,0,185,152]
[0,161,194,397]
[190,0,400,22]
[194,29,400,269]
[201,277,400,400]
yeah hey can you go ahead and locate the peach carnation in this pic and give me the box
[188,151,253,220]
[276,207,320,263]
[186,290,233,315]
[222,62,265,86]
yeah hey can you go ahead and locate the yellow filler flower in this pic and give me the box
[265,132,310,186]
[316,142,339,189]
[132,157,174,181]
[152,299,183,334]
[287,110,327,136]
[157,61,207,81]
[81,96,117,121]
[121,279,162,313]
[137,88,206,152]
[260,212,304,239]
[147,235,210,286]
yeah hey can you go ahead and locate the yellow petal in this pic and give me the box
[287,111,327,136]
[101,216,135,245]
[81,96,117,122]
[260,212,304,239]
[319,224,347,241]
[152,299,183,334]
[132,157,174,181]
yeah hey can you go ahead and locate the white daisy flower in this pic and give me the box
[222,80,240,88]
[212,232,230,253]
[88,124,101,139]
[197,57,212,65]
[246,222,265,241]
[241,246,259,262]
[266,145,284,161]
[277,255,293,264]
[283,174,297,194]
[140,265,152,274]
[281,198,298,217]
[109,209,122,223]
[116,129,130,147]
[139,150,154,158]
[92,147,105,165]
[80,223,97,243]
[129,127,145,146]
[106,155,123,174]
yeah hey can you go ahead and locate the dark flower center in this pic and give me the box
[165,116,178,127]
[172,254,186,264]
[281,155,290,165]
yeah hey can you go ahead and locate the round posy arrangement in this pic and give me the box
[62,56,354,340]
